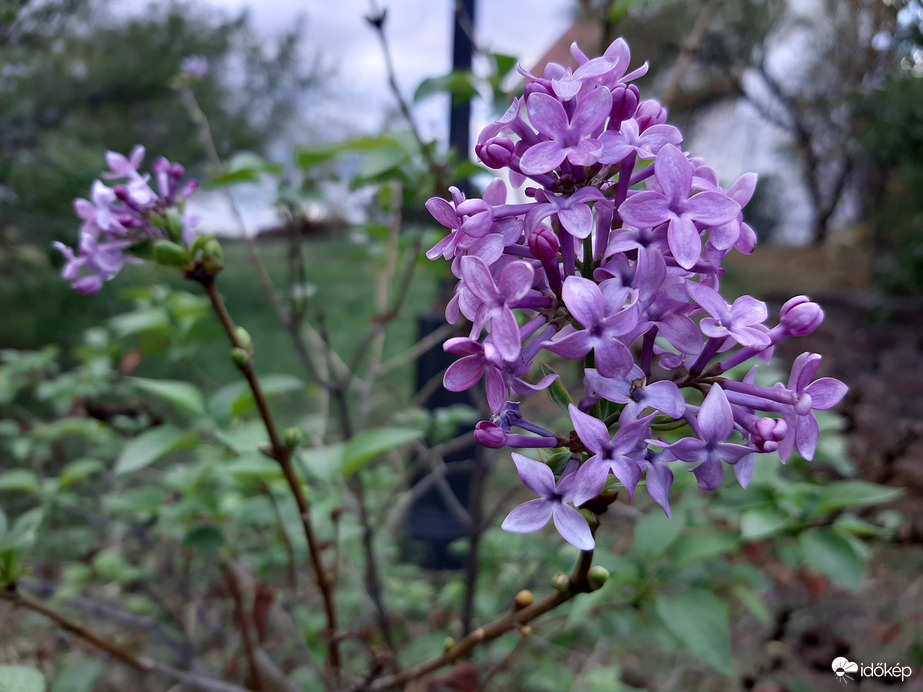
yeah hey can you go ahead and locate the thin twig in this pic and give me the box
[0,589,251,692]
[198,277,342,676]
[355,548,597,691]
[461,445,488,635]
[263,485,299,592]
[222,562,266,691]
[180,84,349,388]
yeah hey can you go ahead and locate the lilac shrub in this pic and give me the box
[54,146,200,294]
[427,38,848,550]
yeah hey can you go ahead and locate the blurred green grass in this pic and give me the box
[2,234,439,399]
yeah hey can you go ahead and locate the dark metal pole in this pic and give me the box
[408,0,480,571]
[449,0,476,187]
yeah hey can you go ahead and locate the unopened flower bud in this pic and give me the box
[513,589,534,610]
[164,209,185,243]
[610,83,640,123]
[635,99,668,130]
[234,326,253,351]
[552,572,570,593]
[457,199,493,238]
[477,137,516,169]
[202,237,223,261]
[519,625,532,637]
[587,565,610,591]
[283,427,303,449]
[153,240,190,267]
[528,226,560,261]
[443,636,455,652]
[779,296,824,337]
[231,347,251,368]
[474,421,506,449]
[202,253,224,276]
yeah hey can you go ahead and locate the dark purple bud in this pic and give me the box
[170,163,185,180]
[474,421,507,448]
[528,226,560,261]
[779,296,824,337]
[477,136,516,169]
[610,84,640,123]
[113,186,131,202]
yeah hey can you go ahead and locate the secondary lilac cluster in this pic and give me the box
[55,146,199,294]
[426,38,847,551]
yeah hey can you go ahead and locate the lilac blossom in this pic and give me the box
[655,384,754,491]
[501,456,594,551]
[569,404,651,505]
[518,88,611,175]
[56,147,199,294]
[541,276,639,378]
[618,144,740,269]
[421,35,847,547]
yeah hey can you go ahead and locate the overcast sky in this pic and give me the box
[205,0,576,140]
[183,1,579,231]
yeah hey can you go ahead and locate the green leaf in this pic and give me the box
[0,666,46,692]
[223,453,286,485]
[812,481,903,518]
[632,511,685,561]
[230,375,305,418]
[669,528,739,567]
[296,147,336,172]
[127,377,206,417]
[104,486,167,515]
[358,147,411,180]
[0,470,40,495]
[731,584,773,627]
[799,527,865,592]
[183,526,225,554]
[740,507,789,540]
[414,71,478,105]
[490,52,518,79]
[59,459,104,489]
[210,152,283,186]
[299,443,345,483]
[108,308,170,338]
[341,427,424,479]
[114,425,191,475]
[833,513,888,538]
[51,660,102,692]
[540,363,572,414]
[6,507,45,551]
[337,134,406,154]
[655,590,734,675]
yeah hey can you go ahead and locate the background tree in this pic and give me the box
[0,0,320,250]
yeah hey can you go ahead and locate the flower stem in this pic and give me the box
[198,276,342,676]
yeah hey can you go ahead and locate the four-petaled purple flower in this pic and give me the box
[502,455,594,551]
[619,144,740,269]
[656,384,753,491]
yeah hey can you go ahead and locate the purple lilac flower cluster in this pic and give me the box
[55,146,199,294]
[426,38,847,551]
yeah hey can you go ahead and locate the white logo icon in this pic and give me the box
[832,657,859,683]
